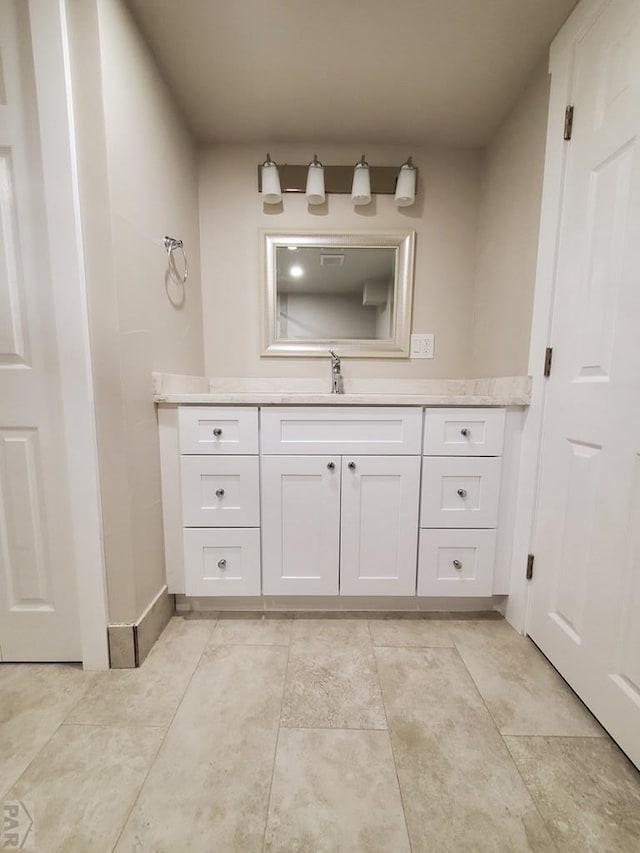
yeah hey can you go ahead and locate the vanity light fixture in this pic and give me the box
[289,265,304,278]
[261,153,282,205]
[305,155,325,205]
[257,155,418,206]
[351,154,371,206]
[395,157,417,208]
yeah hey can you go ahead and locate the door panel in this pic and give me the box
[0,0,80,659]
[340,456,420,596]
[528,0,640,768]
[0,429,52,607]
[261,455,340,595]
[0,147,29,364]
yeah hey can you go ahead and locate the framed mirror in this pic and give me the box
[261,230,415,357]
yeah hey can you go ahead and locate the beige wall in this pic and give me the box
[68,0,204,623]
[470,58,550,377]
[199,143,481,379]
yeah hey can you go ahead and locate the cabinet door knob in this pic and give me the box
[216,488,225,497]
[457,488,467,498]
[460,428,469,437]
[453,559,463,570]
[213,427,223,437]
[327,461,335,470]
[218,558,227,569]
[348,461,356,470]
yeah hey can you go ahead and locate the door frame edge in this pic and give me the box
[28,0,109,669]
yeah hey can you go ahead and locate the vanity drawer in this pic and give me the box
[181,456,260,527]
[417,529,496,596]
[260,407,423,455]
[178,407,259,455]
[420,456,501,528]
[183,528,261,596]
[423,408,505,456]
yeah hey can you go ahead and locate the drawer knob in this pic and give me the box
[216,488,225,497]
[457,488,467,498]
[348,461,356,470]
[213,427,223,437]
[218,558,227,569]
[460,428,469,437]
[327,461,335,470]
[453,559,463,570]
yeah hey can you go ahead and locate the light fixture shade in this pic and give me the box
[351,157,371,206]
[261,158,282,205]
[395,160,416,207]
[305,160,325,205]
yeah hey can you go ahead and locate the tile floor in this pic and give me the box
[1,613,639,852]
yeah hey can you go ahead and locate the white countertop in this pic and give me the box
[153,374,531,407]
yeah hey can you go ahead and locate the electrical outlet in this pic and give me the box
[410,333,435,359]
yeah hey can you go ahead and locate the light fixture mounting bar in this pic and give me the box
[257,164,418,195]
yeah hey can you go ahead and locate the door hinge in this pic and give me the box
[526,554,534,580]
[564,105,574,140]
[544,347,553,377]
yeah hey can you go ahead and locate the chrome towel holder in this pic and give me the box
[164,235,188,283]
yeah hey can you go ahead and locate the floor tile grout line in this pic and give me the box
[262,620,293,853]
[499,732,608,739]
[368,620,414,853]
[207,642,291,647]
[371,643,456,649]
[109,615,219,853]
[450,643,561,852]
[278,724,389,732]
[59,722,168,729]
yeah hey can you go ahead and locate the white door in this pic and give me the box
[261,456,341,595]
[0,0,81,660]
[528,0,640,768]
[340,456,420,596]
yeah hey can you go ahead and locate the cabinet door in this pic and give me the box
[340,456,421,595]
[261,456,341,595]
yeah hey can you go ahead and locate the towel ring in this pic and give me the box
[164,235,188,284]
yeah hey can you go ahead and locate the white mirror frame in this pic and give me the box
[261,229,416,357]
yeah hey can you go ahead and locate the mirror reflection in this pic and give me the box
[276,246,396,341]
[262,230,414,357]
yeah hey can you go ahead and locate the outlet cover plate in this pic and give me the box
[410,333,434,359]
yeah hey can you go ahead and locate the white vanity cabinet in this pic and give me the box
[158,402,512,603]
[261,453,421,596]
[260,407,422,596]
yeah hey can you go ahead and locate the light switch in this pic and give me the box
[410,333,434,359]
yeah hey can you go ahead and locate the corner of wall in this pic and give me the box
[469,54,551,379]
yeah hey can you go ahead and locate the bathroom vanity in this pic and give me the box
[156,375,529,610]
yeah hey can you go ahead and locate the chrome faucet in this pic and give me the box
[329,350,342,394]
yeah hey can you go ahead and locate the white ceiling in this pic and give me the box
[125,0,578,147]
